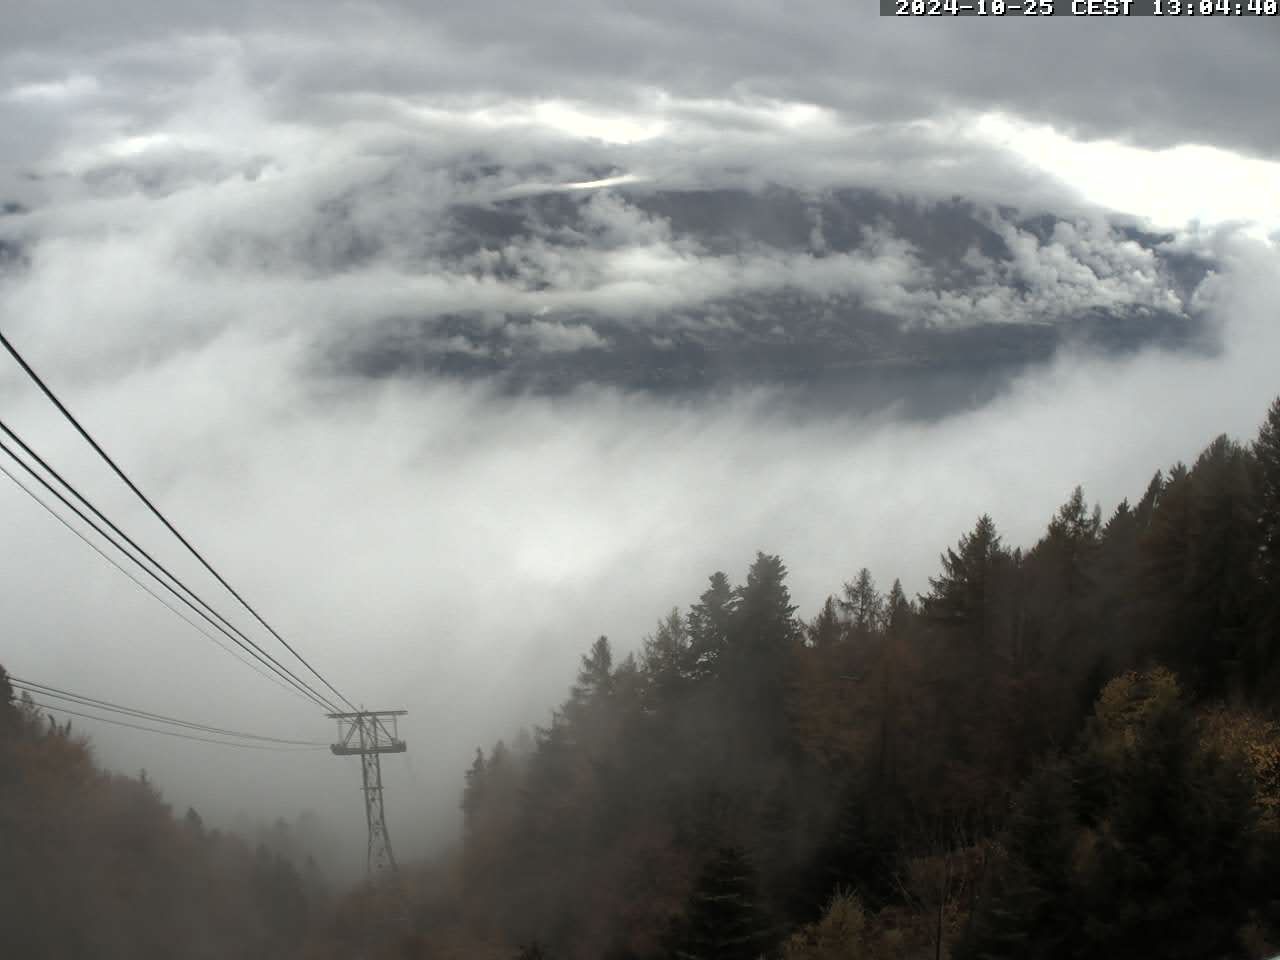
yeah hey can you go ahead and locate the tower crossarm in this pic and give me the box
[328,709,407,876]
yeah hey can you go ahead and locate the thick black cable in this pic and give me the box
[0,438,336,712]
[0,440,333,711]
[25,699,329,751]
[0,419,332,709]
[0,329,357,712]
[0,459,316,706]
[10,678,327,746]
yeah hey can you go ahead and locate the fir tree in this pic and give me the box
[674,846,773,960]
[688,573,736,681]
[923,514,1008,648]
[570,636,615,711]
[885,579,913,637]
[641,609,692,704]
[806,596,845,650]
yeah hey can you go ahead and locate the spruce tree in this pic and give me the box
[688,573,736,681]
[674,846,772,960]
[734,553,800,656]
[923,514,1007,648]
[641,609,691,703]
[806,596,844,649]
[570,636,615,710]
[728,553,800,745]
[885,579,913,637]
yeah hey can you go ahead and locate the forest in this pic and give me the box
[0,665,327,958]
[4,394,1280,960]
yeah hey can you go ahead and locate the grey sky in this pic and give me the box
[3,1,1277,156]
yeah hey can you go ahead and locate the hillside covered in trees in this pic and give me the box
[6,395,1280,960]
[316,394,1280,960]
[0,667,329,959]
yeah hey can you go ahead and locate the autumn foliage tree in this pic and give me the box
[0,666,324,960]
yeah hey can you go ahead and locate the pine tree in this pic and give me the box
[570,636,615,710]
[1041,485,1102,617]
[1133,470,1165,531]
[688,573,736,681]
[1023,487,1105,719]
[1143,437,1258,695]
[733,553,799,656]
[674,846,773,960]
[641,609,692,704]
[866,579,920,791]
[1045,486,1101,547]
[806,596,845,650]
[923,514,1009,653]
[839,569,883,644]
[727,553,800,744]
[1087,499,1142,680]
[885,579,913,637]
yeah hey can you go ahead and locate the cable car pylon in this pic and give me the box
[329,709,407,876]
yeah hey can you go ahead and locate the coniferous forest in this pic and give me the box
[6,395,1280,959]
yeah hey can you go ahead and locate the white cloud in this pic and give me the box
[972,112,1280,236]
[508,319,608,353]
[4,72,100,103]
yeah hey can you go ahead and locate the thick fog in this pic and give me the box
[1,12,1278,879]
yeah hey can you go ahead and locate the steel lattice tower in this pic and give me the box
[329,710,407,876]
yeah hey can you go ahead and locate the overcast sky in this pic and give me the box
[1,2,1278,876]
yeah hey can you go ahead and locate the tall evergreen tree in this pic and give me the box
[1133,470,1164,531]
[839,569,883,645]
[885,579,913,638]
[923,514,1011,655]
[1022,487,1105,718]
[1039,485,1102,618]
[806,596,845,650]
[733,553,800,656]
[1143,437,1258,695]
[727,553,800,745]
[570,636,615,711]
[641,609,692,704]
[688,573,736,681]
[673,846,773,960]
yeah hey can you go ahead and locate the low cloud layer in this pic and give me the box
[0,88,1213,408]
